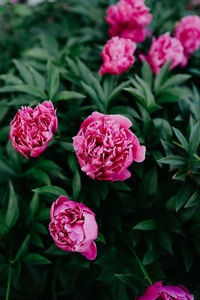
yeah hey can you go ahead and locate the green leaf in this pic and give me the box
[13,60,34,86]
[23,253,51,265]
[110,181,131,192]
[72,170,81,200]
[0,181,19,235]
[47,61,60,99]
[32,185,68,198]
[189,122,200,154]
[0,85,47,99]
[15,235,31,261]
[158,155,186,165]
[181,240,194,272]
[13,4,32,16]
[59,142,75,152]
[28,67,45,91]
[31,233,44,248]
[184,191,199,208]
[133,219,157,231]
[173,127,189,151]
[36,208,50,221]
[159,74,191,92]
[154,60,171,92]
[114,274,142,287]
[29,193,39,221]
[54,91,86,102]
[33,223,49,235]
[96,232,106,244]
[141,60,153,88]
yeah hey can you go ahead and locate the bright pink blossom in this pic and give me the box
[99,37,136,75]
[140,33,184,74]
[136,281,194,300]
[9,100,58,159]
[73,112,145,181]
[49,196,98,260]
[105,0,152,43]
[174,15,200,66]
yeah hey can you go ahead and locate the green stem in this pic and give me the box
[5,264,12,300]
[173,141,200,161]
[194,154,200,161]
[132,248,152,285]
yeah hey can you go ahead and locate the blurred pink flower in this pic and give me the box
[105,0,152,43]
[9,100,58,159]
[140,33,184,74]
[135,281,194,300]
[73,112,145,181]
[10,0,19,3]
[49,196,98,260]
[174,15,200,66]
[190,0,200,5]
[99,36,136,75]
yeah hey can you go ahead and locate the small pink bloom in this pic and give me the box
[141,33,184,74]
[174,15,200,66]
[9,100,58,159]
[49,196,98,260]
[99,37,136,75]
[136,281,194,300]
[10,0,19,3]
[105,0,152,43]
[73,112,145,181]
[190,0,200,6]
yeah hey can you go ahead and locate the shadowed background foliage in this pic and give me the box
[0,0,200,299]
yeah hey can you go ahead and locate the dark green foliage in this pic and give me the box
[0,0,200,299]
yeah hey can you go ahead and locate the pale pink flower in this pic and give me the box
[49,196,98,260]
[140,33,184,74]
[99,37,136,75]
[105,0,152,43]
[73,112,145,181]
[174,15,200,66]
[135,281,194,300]
[9,100,58,159]
[190,0,200,6]
[10,0,19,3]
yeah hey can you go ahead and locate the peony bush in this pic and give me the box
[0,0,200,299]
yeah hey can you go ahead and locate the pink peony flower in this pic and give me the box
[9,100,58,159]
[140,33,184,74]
[135,281,194,300]
[73,112,145,181]
[174,15,200,66]
[49,196,98,260]
[105,0,152,43]
[10,0,19,3]
[99,37,136,75]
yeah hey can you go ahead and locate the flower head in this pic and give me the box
[140,33,184,74]
[105,0,152,43]
[174,15,200,66]
[9,100,58,158]
[136,281,194,300]
[49,196,98,260]
[99,37,136,75]
[73,112,145,181]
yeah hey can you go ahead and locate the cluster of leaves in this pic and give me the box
[0,0,200,299]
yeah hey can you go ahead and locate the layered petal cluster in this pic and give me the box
[141,33,184,74]
[73,112,145,181]
[136,281,194,300]
[49,196,98,260]
[9,100,58,159]
[105,0,152,43]
[99,37,136,75]
[174,15,200,66]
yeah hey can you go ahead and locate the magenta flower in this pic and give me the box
[73,112,145,181]
[105,0,152,43]
[140,33,184,74]
[9,100,58,159]
[49,196,98,260]
[136,281,194,300]
[174,15,200,66]
[99,37,136,75]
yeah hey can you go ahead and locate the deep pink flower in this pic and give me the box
[9,100,58,159]
[99,37,136,75]
[136,281,194,300]
[49,196,98,260]
[140,33,184,74]
[73,112,145,181]
[174,15,200,66]
[105,0,152,43]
